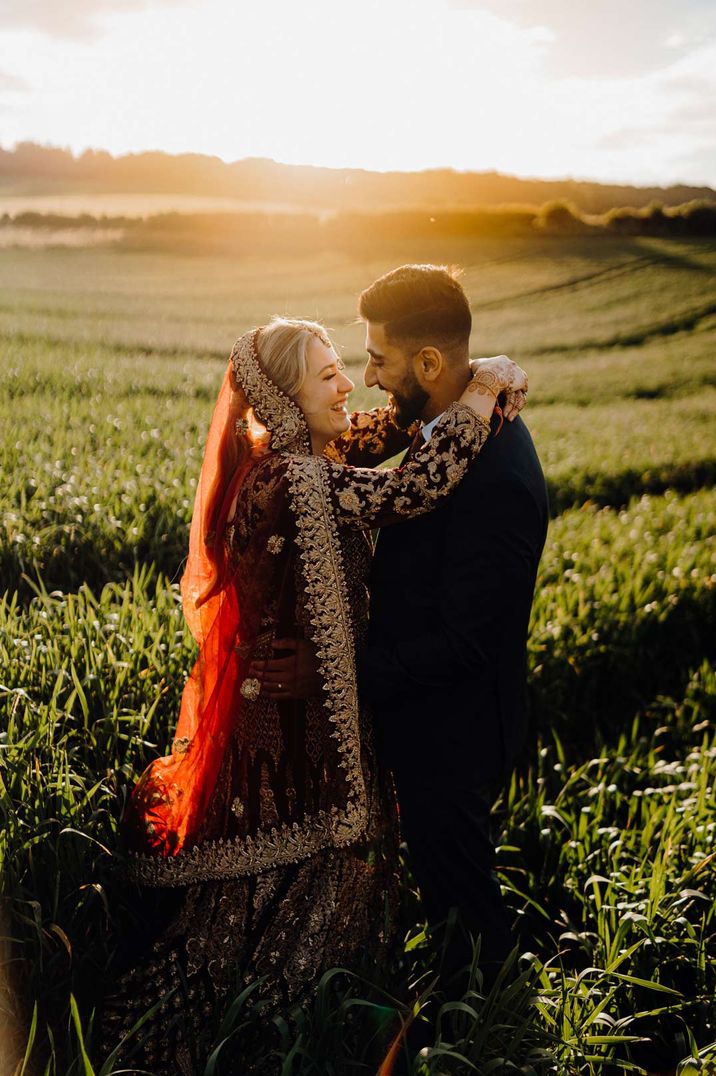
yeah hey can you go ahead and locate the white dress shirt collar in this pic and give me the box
[421,412,445,442]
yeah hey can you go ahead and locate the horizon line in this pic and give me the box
[1,141,714,194]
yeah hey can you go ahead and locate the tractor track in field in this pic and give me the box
[533,300,716,354]
[471,256,660,311]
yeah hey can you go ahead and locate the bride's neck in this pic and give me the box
[311,432,330,456]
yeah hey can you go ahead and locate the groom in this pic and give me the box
[358,264,548,983]
[260,263,548,981]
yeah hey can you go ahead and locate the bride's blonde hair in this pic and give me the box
[257,317,333,398]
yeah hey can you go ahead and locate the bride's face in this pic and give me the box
[294,336,354,451]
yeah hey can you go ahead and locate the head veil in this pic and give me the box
[124,329,368,883]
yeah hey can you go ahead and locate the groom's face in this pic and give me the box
[363,323,429,428]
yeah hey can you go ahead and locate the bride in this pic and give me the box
[99,318,526,1073]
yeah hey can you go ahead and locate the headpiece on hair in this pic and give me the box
[230,328,311,454]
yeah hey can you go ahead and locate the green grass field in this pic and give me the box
[1,235,715,1074]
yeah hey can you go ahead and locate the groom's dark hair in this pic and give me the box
[358,264,471,359]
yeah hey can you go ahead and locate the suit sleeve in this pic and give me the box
[324,405,418,467]
[358,477,544,702]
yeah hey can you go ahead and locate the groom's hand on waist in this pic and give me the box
[248,638,322,700]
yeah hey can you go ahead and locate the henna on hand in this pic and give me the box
[464,355,528,419]
[467,370,501,397]
[503,387,528,421]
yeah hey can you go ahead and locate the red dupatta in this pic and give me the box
[123,358,262,856]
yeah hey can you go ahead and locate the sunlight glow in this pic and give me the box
[0,0,713,184]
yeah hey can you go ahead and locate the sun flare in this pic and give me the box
[0,0,713,184]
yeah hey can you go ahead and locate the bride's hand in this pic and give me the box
[465,356,529,421]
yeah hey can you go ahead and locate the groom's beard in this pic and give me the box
[391,371,430,428]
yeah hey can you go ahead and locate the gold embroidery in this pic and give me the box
[239,677,261,702]
[266,534,285,555]
[259,763,280,827]
[286,454,368,843]
[324,404,419,466]
[131,808,344,885]
[336,489,362,513]
[230,330,312,454]
[323,403,491,529]
[100,837,400,1070]
[229,457,288,553]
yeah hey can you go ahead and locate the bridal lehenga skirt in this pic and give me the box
[98,833,399,1076]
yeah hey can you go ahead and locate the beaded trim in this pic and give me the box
[230,329,311,453]
[285,454,368,836]
[130,807,348,886]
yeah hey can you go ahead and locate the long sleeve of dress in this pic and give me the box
[323,405,419,467]
[288,402,491,532]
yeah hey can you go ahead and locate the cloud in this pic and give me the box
[0,0,193,40]
[600,69,716,144]
[661,58,716,130]
[672,142,716,180]
[449,0,716,78]
[596,116,715,155]
[596,128,651,151]
[668,100,716,128]
[663,73,716,96]
[590,44,716,185]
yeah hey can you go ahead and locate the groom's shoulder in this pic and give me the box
[474,414,540,473]
[459,415,546,500]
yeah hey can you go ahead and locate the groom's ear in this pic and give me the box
[414,346,444,383]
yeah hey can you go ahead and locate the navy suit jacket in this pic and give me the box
[360,413,548,791]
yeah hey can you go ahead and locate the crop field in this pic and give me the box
[1,234,715,1075]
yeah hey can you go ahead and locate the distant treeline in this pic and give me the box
[3,200,716,254]
[2,141,715,215]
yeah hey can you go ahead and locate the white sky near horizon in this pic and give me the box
[0,0,714,187]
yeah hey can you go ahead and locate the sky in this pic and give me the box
[0,0,715,186]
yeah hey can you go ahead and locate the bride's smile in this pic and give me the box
[295,335,354,453]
